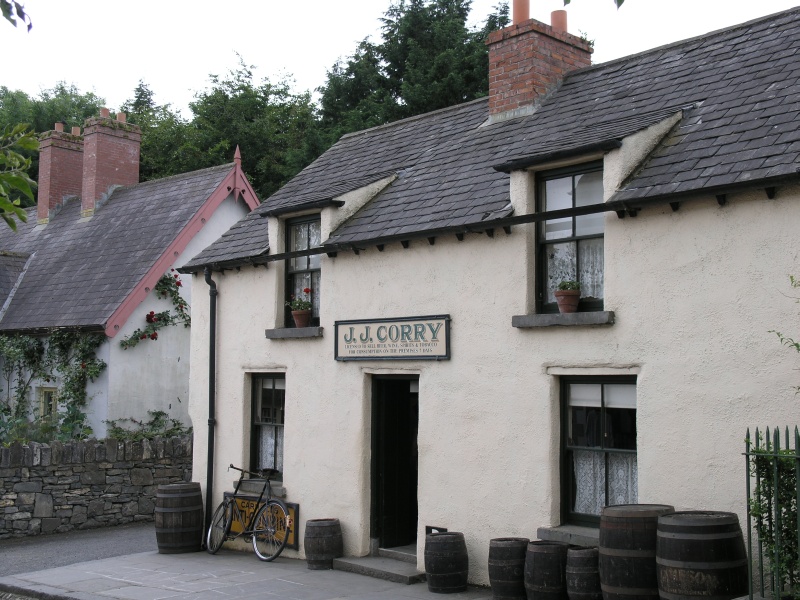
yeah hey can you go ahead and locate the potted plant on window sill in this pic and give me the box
[286,287,313,328]
[554,280,581,314]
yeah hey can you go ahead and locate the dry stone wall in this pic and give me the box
[0,436,192,539]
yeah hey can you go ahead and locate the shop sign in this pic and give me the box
[223,492,299,550]
[335,315,450,361]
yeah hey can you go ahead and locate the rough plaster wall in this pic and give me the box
[189,183,800,584]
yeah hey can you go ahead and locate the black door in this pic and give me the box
[371,377,419,549]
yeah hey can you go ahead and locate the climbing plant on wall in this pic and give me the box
[120,271,190,349]
[0,329,106,444]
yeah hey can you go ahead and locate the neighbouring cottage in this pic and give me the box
[0,108,259,437]
[181,5,800,584]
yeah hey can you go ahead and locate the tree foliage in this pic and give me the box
[0,0,31,31]
[0,123,35,228]
[318,0,509,145]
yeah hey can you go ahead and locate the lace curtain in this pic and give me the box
[573,450,638,515]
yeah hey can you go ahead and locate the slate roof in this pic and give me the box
[187,7,800,268]
[0,163,234,331]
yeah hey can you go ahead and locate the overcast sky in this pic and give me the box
[4,0,799,118]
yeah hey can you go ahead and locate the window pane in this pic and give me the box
[311,271,321,318]
[570,406,602,447]
[292,272,312,302]
[544,177,573,240]
[606,409,636,450]
[575,171,604,236]
[545,242,577,303]
[608,454,638,505]
[570,384,601,407]
[309,221,321,269]
[578,238,603,301]
[604,384,636,409]
[254,376,285,479]
[290,223,309,270]
[572,450,605,515]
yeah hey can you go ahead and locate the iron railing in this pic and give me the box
[745,427,800,600]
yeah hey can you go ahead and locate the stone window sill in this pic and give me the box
[512,311,615,328]
[264,326,324,339]
[537,524,599,546]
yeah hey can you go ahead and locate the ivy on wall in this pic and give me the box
[0,329,106,445]
[120,271,190,349]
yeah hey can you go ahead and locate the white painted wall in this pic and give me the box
[189,174,800,585]
[94,194,250,437]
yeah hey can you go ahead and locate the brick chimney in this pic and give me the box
[37,123,84,224]
[80,108,141,217]
[486,4,592,118]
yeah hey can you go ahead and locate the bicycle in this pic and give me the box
[206,464,292,561]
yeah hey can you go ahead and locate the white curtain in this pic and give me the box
[573,451,637,515]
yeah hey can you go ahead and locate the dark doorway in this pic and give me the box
[371,377,419,549]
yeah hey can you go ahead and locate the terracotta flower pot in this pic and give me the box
[554,290,580,313]
[291,309,312,328]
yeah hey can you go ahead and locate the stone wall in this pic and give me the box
[0,436,192,539]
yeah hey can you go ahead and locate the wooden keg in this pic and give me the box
[656,511,748,600]
[425,531,469,594]
[304,518,344,570]
[599,504,674,600]
[154,482,204,554]
[488,537,529,600]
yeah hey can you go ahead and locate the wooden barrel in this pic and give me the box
[524,541,569,600]
[488,537,529,600]
[656,511,748,600]
[566,546,602,600]
[425,531,469,593]
[154,482,204,554]
[304,518,343,570]
[599,504,674,600]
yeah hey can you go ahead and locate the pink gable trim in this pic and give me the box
[104,164,259,337]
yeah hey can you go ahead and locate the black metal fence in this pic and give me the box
[745,427,800,600]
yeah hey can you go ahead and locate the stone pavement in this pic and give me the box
[0,549,492,600]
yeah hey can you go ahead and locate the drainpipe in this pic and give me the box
[203,267,218,539]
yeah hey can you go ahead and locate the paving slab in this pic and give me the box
[0,549,492,600]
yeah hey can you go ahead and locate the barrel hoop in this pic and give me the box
[601,583,657,595]
[656,530,741,540]
[656,557,748,569]
[155,525,203,532]
[156,491,200,497]
[155,505,204,512]
[599,547,656,558]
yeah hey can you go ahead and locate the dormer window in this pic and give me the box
[285,216,321,327]
[537,162,604,313]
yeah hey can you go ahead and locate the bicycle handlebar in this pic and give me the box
[228,464,279,480]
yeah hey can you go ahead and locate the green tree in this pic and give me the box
[188,58,319,199]
[0,123,35,228]
[0,0,31,30]
[317,0,509,146]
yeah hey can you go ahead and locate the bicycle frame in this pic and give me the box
[227,464,271,538]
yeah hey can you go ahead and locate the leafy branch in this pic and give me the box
[120,271,190,349]
[0,124,36,231]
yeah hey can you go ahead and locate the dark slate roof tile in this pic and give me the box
[0,163,234,330]
[193,8,800,263]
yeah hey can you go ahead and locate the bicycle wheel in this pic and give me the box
[252,499,290,561]
[206,500,232,554]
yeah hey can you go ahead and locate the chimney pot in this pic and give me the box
[54,122,64,133]
[116,112,127,123]
[513,0,530,25]
[99,107,110,118]
[551,10,568,33]
[71,127,81,136]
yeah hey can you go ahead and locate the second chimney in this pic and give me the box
[81,108,141,217]
[486,9,592,119]
[37,123,84,224]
